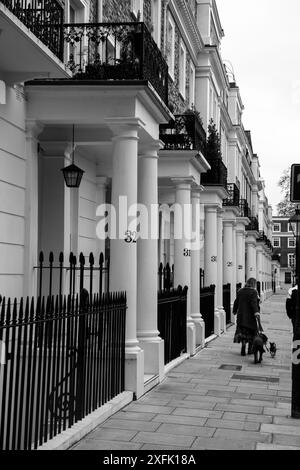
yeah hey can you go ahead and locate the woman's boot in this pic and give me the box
[241,341,246,356]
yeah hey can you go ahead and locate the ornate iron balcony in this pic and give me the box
[258,230,268,243]
[239,199,251,218]
[223,183,240,207]
[246,216,259,232]
[201,158,228,187]
[1,0,64,60]
[63,22,169,105]
[159,112,207,154]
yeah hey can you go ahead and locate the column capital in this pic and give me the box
[204,204,218,214]
[171,177,194,189]
[223,218,235,227]
[139,140,164,158]
[217,208,224,218]
[191,186,203,199]
[105,117,144,141]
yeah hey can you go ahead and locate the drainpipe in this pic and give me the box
[163,0,171,56]
[97,0,103,22]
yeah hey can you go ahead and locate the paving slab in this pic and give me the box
[132,431,195,448]
[214,428,271,443]
[206,418,260,432]
[152,414,207,427]
[256,443,300,450]
[261,424,300,436]
[72,440,142,450]
[156,423,215,438]
[272,434,300,447]
[191,437,255,450]
[101,419,161,432]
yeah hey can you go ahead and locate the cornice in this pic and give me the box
[169,0,204,62]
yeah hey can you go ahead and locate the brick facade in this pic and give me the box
[101,0,193,113]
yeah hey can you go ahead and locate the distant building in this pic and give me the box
[272,216,296,285]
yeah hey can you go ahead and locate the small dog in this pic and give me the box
[269,342,277,358]
[252,333,268,364]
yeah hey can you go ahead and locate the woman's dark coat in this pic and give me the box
[233,287,260,331]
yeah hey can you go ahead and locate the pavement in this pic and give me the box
[71,289,300,451]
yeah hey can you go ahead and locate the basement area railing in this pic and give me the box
[158,285,187,365]
[0,290,126,450]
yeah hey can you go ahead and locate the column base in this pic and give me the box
[230,303,235,324]
[191,314,205,349]
[187,322,196,357]
[214,309,221,336]
[125,348,145,400]
[217,307,226,333]
[138,339,165,382]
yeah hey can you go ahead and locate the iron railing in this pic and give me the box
[63,22,169,105]
[223,283,231,325]
[158,263,174,291]
[1,0,64,60]
[0,290,126,450]
[157,286,187,365]
[257,281,261,297]
[201,158,228,187]
[200,285,215,339]
[200,268,205,290]
[246,216,259,232]
[223,183,240,207]
[35,251,109,300]
[236,283,242,296]
[239,199,251,218]
[159,113,207,155]
[258,230,268,243]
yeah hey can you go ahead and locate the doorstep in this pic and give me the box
[144,374,160,394]
[164,353,190,375]
[205,334,218,345]
[37,391,133,451]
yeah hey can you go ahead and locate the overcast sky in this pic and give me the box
[217,0,300,214]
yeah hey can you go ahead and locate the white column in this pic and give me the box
[191,189,205,348]
[231,222,237,320]
[109,120,144,398]
[24,121,44,297]
[256,246,264,301]
[173,178,196,356]
[217,210,226,333]
[246,238,257,280]
[137,142,164,380]
[223,220,234,285]
[204,206,220,336]
[223,219,234,323]
[96,176,110,257]
[236,227,246,285]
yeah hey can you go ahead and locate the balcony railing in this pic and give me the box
[1,0,64,60]
[223,183,240,207]
[63,22,169,105]
[258,230,268,243]
[246,216,259,232]
[159,113,207,154]
[201,158,228,187]
[239,199,251,218]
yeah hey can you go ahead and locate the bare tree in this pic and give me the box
[277,167,297,216]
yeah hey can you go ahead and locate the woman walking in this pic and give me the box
[233,278,261,356]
